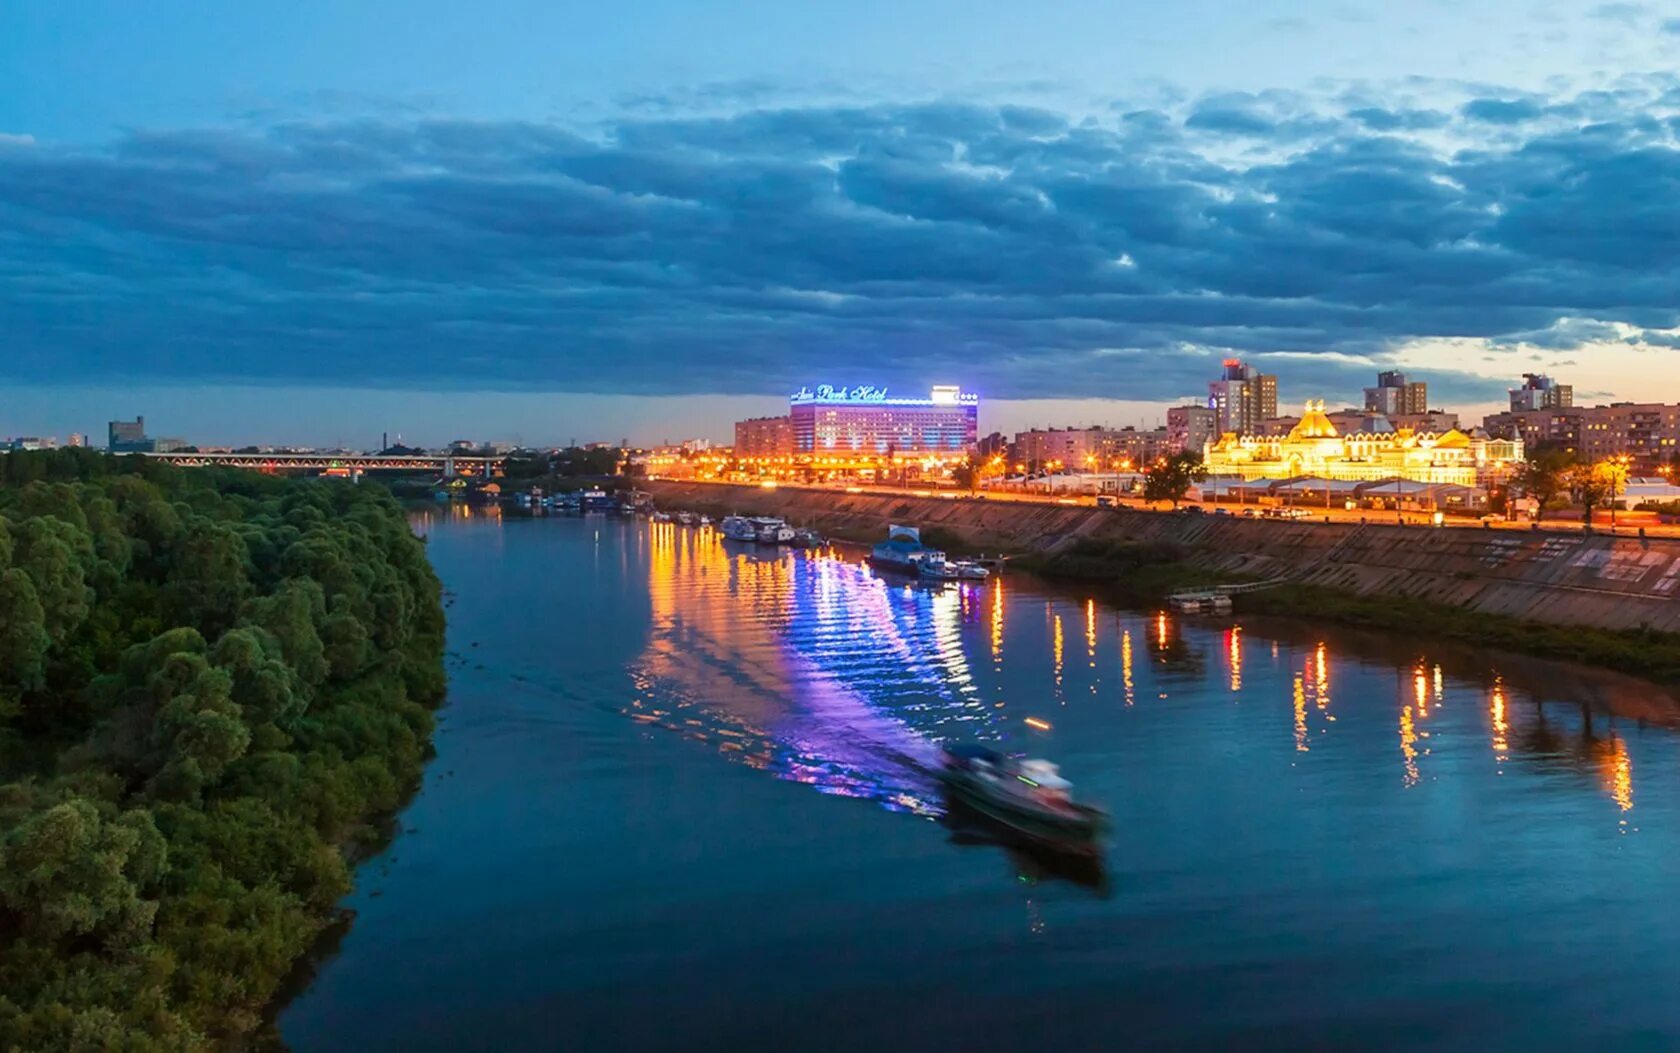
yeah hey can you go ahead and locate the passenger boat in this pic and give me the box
[936,745,1107,853]
[751,517,795,544]
[869,524,933,572]
[917,552,990,581]
[719,515,757,542]
[650,511,672,523]
[698,515,712,527]
[789,528,825,548]
[675,511,695,526]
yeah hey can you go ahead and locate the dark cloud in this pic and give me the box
[3,81,1680,402]
[1461,97,1545,123]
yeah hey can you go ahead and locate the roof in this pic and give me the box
[1286,400,1340,441]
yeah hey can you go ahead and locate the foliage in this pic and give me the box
[1141,452,1208,508]
[0,452,445,1050]
[1512,443,1576,515]
[1565,459,1630,524]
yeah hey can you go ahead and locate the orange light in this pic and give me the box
[1024,716,1052,731]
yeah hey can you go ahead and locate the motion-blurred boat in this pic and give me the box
[936,745,1107,853]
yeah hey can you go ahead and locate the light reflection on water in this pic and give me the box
[625,518,1667,826]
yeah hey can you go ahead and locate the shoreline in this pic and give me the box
[646,480,1680,687]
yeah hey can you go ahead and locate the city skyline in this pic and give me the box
[4,2,1680,441]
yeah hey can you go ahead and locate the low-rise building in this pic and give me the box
[1205,401,1521,485]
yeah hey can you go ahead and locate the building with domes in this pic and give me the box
[1203,401,1522,485]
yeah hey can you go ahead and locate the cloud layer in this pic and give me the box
[4,76,1680,404]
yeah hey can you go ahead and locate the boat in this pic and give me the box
[675,511,695,526]
[918,552,990,582]
[719,515,758,542]
[650,511,672,523]
[751,517,795,544]
[869,524,933,572]
[789,528,825,548]
[579,488,613,513]
[698,515,712,527]
[935,745,1107,853]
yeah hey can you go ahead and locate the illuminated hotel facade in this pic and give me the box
[789,385,979,456]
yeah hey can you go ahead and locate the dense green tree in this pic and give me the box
[0,452,446,1049]
[11,517,95,639]
[0,798,165,946]
[0,568,51,697]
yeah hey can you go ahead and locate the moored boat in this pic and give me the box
[719,515,757,542]
[869,524,933,572]
[935,745,1107,853]
[751,517,795,544]
[918,552,990,582]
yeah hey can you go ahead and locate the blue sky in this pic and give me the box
[4,1,1680,445]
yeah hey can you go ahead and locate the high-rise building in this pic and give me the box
[789,384,978,456]
[733,415,794,458]
[1510,373,1573,412]
[108,416,146,451]
[1364,371,1428,416]
[1166,405,1217,455]
[1207,359,1277,437]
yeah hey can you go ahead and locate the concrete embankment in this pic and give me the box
[646,482,1680,634]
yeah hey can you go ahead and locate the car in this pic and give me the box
[1213,508,1231,516]
[1241,508,1258,517]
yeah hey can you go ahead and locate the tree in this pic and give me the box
[11,517,95,638]
[1513,443,1575,520]
[1142,452,1209,509]
[951,457,981,496]
[0,798,165,946]
[1567,459,1629,525]
[0,568,51,697]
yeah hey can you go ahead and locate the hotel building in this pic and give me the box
[789,385,978,456]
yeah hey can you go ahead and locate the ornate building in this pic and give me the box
[1204,401,1522,485]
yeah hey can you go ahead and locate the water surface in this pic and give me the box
[281,509,1680,1052]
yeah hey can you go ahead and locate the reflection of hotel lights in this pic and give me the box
[1314,642,1330,709]
[1085,598,1097,666]
[1227,626,1242,693]
[1399,705,1420,787]
[1052,613,1064,691]
[1607,738,1633,813]
[991,578,1004,664]
[1156,612,1169,650]
[1413,667,1429,717]
[1490,678,1508,761]
[1121,629,1134,706]
[1292,674,1309,752]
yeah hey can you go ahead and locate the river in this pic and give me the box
[279,507,1680,1052]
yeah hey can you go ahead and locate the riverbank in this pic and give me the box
[646,481,1680,684]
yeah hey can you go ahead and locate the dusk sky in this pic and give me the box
[5,1,1680,446]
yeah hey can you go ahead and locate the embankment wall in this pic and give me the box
[645,482,1680,633]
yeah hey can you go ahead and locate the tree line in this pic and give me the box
[0,449,446,1050]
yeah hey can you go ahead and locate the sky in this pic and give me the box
[4,0,1680,446]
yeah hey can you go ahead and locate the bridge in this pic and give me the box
[136,452,505,476]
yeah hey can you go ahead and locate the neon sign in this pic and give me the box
[791,384,890,403]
